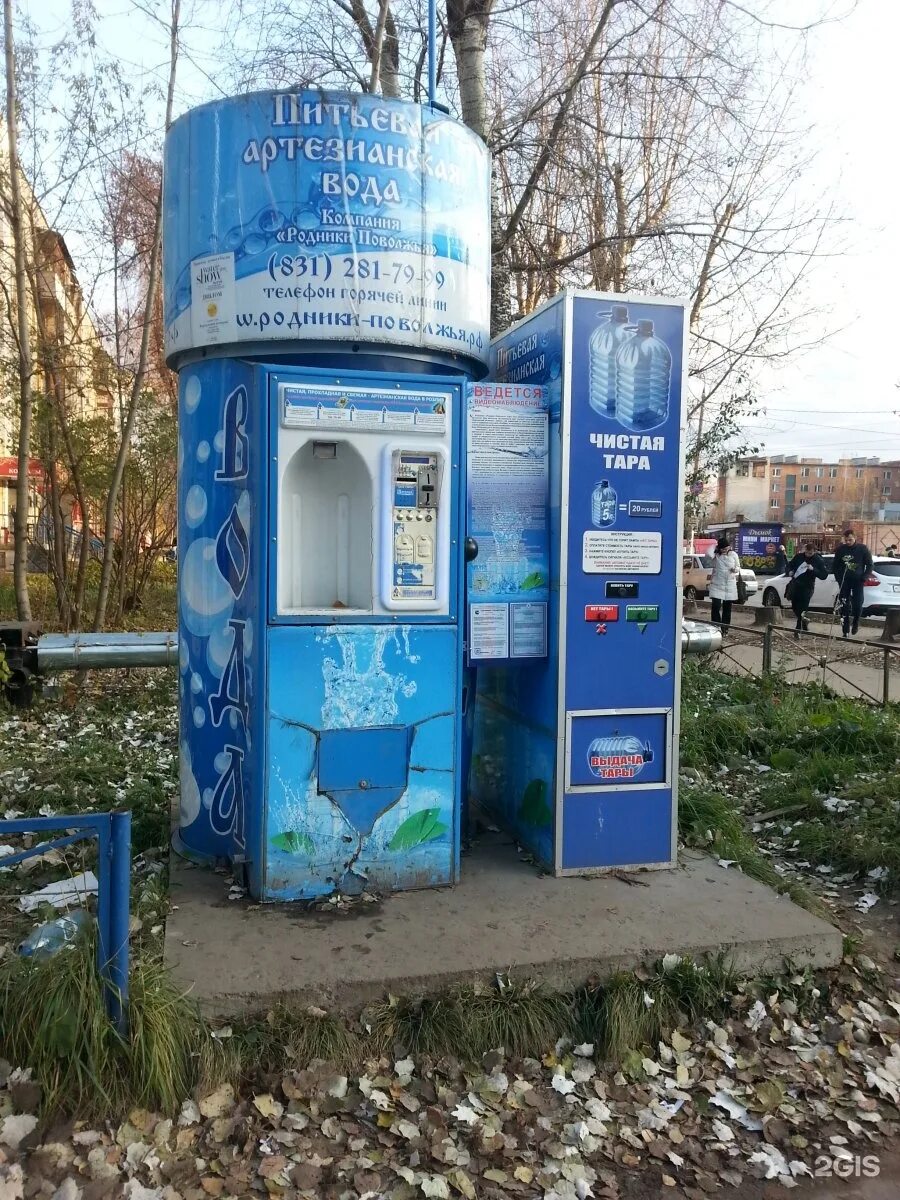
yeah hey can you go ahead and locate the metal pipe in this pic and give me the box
[682,619,722,656]
[428,0,437,105]
[37,632,179,672]
[36,621,719,671]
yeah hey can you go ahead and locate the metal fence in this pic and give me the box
[0,810,131,1032]
[707,617,900,707]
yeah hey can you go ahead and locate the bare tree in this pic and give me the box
[93,0,181,631]
[3,0,34,619]
[329,0,402,96]
[197,0,847,487]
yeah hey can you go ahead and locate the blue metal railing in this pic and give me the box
[0,811,131,1033]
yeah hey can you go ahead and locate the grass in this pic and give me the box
[231,1003,363,1075]
[369,981,576,1061]
[0,666,176,950]
[756,959,827,1019]
[578,954,736,1060]
[0,562,177,633]
[679,661,900,895]
[0,935,213,1118]
[678,785,822,913]
[1,622,895,1120]
[0,667,177,855]
[680,663,900,773]
[0,940,742,1118]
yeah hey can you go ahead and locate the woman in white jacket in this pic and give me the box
[708,536,740,632]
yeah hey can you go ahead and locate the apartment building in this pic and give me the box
[0,131,115,547]
[715,455,900,527]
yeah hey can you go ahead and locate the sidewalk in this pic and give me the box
[166,835,841,1017]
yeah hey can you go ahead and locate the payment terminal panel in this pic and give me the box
[383,449,442,607]
[262,366,464,901]
[271,373,455,620]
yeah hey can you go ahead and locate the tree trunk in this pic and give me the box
[368,0,401,97]
[448,3,491,141]
[380,8,401,98]
[44,418,71,629]
[447,3,497,327]
[489,180,511,336]
[4,0,33,620]
[93,0,180,631]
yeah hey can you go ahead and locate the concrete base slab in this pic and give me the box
[165,835,843,1016]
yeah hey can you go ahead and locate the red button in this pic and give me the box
[585,604,619,621]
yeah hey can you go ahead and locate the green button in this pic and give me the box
[626,604,660,622]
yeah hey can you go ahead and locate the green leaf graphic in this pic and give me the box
[388,807,448,851]
[270,830,315,854]
[518,778,553,827]
[521,571,546,591]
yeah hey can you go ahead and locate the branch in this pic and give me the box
[496,0,625,252]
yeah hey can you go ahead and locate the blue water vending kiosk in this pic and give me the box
[164,90,491,899]
[468,291,686,874]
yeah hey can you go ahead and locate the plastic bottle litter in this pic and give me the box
[591,479,617,528]
[588,305,630,416]
[17,908,92,959]
[614,318,671,430]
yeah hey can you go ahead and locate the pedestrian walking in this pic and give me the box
[775,543,788,575]
[833,529,873,638]
[708,536,740,633]
[785,542,827,637]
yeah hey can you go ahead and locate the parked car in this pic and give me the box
[758,555,900,616]
[682,553,759,602]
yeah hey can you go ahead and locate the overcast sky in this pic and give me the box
[741,0,900,460]
[29,0,900,463]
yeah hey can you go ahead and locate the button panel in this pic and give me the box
[585,604,619,622]
[626,604,660,623]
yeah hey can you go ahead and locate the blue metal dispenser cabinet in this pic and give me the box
[163,91,490,899]
[468,291,686,875]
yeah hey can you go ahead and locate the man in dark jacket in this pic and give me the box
[833,529,873,637]
[786,543,827,636]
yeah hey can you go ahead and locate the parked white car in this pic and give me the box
[757,555,900,615]
[681,553,758,602]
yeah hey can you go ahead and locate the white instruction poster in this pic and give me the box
[469,603,510,660]
[583,531,662,575]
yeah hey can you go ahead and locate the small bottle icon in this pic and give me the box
[591,479,617,528]
[589,305,629,416]
[615,319,671,430]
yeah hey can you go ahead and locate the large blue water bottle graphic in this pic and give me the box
[587,735,653,780]
[615,318,671,431]
[591,479,617,528]
[589,305,630,416]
